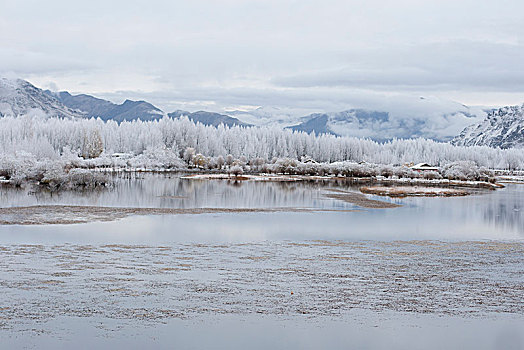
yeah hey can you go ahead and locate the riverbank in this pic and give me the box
[180,172,502,190]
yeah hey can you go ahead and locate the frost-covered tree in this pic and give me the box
[216,155,225,170]
[229,164,244,177]
[183,147,196,164]
[82,129,104,159]
[0,114,522,173]
[192,153,207,168]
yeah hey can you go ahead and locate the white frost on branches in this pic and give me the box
[0,114,522,188]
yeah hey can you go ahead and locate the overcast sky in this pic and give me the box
[1,0,523,113]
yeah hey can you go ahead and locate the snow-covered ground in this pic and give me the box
[0,240,523,348]
[498,175,524,183]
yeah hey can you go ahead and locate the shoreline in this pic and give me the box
[179,172,502,190]
[0,205,360,225]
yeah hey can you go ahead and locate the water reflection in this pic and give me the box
[0,174,364,210]
[0,174,522,242]
[480,186,523,233]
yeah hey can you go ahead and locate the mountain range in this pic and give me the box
[51,91,165,122]
[0,78,522,148]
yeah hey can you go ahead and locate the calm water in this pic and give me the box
[0,174,522,244]
[0,174,523,349]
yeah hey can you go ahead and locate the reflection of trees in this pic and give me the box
[228,180,243,188]
[481,185,524,234]
[121,177,522,235]
[4,174,522,237]
[146,176,360,209]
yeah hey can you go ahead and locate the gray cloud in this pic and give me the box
[273,41,524,91]
[1,0,523,112]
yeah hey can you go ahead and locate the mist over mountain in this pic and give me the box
[286,107,485,142]
[228,106,308,128]
[227,97,487,142]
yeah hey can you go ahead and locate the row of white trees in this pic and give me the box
[0,114,523,170]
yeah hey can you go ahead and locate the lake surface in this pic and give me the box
[0,174,523,349]
[0,173,522,243]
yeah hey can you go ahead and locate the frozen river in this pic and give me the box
[0,174,523,349]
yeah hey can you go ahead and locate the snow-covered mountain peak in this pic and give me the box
[0,78,83,118]
[452,104,524,149]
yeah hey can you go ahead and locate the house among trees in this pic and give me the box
[410,163,439,172]
[111,153,133,159]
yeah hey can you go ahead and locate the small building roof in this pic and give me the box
[411,163,439,171]
[111,152,133,158]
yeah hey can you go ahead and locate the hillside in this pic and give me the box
[452,104,524,149]
[52,91,165,122]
